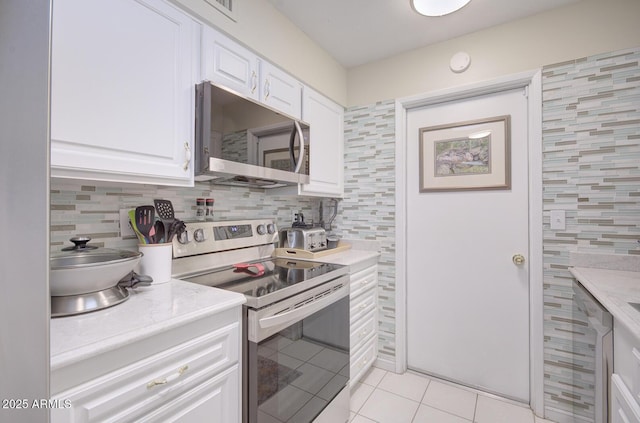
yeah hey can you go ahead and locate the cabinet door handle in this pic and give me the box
[183,142,191,171]
[146,365,189,390]
[251,71,257,94]
[264,79,270,101]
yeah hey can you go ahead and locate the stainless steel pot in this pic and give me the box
[50,237,142,296]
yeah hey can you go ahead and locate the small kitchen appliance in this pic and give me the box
[195,82,310,188]
[172,219,350,423]
[278,226,327,252]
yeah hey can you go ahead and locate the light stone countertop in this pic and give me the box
[569,267,640,341]
[50,279,245,371]
[51,240,379,371]
[299,239,381,270]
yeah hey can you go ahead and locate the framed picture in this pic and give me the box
[419,115,511,192]
[263,147,310,174]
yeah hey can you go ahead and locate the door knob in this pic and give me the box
[512,254,525,265]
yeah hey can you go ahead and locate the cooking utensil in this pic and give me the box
[233,262,266,276]
[118,271,153,289]
[50,237,142,296]
[128,209,147,244]
[151,220,165,244]
[167,219,186,242]
[154,199,175,235]
[135,206,155,244]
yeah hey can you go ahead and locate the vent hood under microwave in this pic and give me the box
[194,82,310,188]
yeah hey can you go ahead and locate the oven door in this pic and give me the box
[245,275,350,423]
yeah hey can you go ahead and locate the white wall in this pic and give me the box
[347,0,640,106]
[174,0,348,106]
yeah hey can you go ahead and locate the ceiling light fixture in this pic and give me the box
[411,0,471,17]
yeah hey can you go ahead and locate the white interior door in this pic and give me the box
[406,87,530,402]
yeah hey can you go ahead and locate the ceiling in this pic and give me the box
[267,0,583,68]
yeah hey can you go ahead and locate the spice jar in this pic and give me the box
[196,198,206,221]
[205,198,215,221]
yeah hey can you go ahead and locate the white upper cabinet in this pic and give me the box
[202,26,259,100]
[260,61,302,120]
[50,0,201,186]
[299,86,345,197]
[202,27,301,120]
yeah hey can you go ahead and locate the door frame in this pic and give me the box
[393,70,544,414]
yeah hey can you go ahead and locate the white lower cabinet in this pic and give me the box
[51,312,241,423]
[612,374,640,423]
[612,321,640,423]
[349,263,378,387]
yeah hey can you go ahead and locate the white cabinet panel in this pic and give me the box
[612,374,640,423]
[51,322,239,422]
[350,335,377,389]
[202,26,259,100]
[349,264,378,386]
[51,0,200,186]
[260,61,302,120]
[300,86,344,197]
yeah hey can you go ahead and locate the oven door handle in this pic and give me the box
[258,283,349,330]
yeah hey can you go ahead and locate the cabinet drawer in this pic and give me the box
[350,336,377,387]
[350,266,378,299]
[350,288,376,325]
[137,364,239,423]
[52,322,238,422]
[350,308,376,351]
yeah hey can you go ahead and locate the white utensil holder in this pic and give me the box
[138,243,172,284]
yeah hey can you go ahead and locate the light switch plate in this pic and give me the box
[550,210,566,230]
[119,209,135,237]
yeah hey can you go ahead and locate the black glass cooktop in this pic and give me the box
[184,258,347,309]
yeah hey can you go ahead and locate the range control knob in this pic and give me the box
[194,228,206,243]
[256,224,267,235]
[267,223,276,234]
[178,230,190,244]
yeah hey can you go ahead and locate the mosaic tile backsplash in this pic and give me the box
[339,100,397,364]
[50,181,322,251]
[542,47,640,421]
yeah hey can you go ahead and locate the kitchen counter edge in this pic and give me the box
[50,279,246,371]
[569,267,640,341]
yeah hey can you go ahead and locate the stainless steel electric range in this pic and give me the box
[172,219,351,423]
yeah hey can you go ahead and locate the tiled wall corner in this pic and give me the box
[339,100,397,363]
[542,47,640,421]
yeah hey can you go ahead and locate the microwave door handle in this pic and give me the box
[289,121,305,174]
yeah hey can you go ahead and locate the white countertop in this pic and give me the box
[50,279,245,370]
[569,267,640,340]
[320,248,380,267]
[301,239,381,268]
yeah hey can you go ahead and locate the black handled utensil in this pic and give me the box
[135,206,155,244]
[152,220,165,244]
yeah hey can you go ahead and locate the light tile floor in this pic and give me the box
[350,366,558,423]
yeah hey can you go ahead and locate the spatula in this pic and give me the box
[135,206,155,244]
[154,199,175,239]
[128,209,147,244]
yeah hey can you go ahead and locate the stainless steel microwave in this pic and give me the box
[194,81,310,188]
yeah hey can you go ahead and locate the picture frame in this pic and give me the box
[419,115,511,192]
[263,147,310,174]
